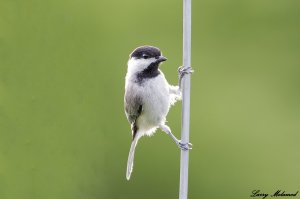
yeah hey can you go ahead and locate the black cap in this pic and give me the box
[130,45,162,59]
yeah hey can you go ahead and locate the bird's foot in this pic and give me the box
[177,140,193,151]
[178,66,194,79]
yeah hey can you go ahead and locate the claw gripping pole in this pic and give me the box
[179,0,191,198]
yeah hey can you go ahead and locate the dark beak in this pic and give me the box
[157,56,167,63]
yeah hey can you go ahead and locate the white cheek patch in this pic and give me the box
[127,58,157,76]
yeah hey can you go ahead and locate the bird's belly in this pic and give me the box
[137,77,170,134]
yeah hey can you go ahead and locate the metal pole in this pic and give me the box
[179,0,191,198]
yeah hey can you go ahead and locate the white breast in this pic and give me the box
[126,71,171,136]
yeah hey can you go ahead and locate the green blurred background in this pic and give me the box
[1,0,300,198]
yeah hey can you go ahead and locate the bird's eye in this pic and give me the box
[142,54,149,59]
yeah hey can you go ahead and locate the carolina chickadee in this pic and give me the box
[124,45,193,180]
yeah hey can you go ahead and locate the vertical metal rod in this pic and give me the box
[179,0,191,198]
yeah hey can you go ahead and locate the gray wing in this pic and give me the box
[124,90,143,139]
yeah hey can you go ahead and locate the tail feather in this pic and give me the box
[126,136,140,180]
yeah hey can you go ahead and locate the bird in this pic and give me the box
[124,45,193,180]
